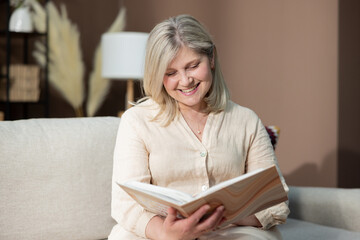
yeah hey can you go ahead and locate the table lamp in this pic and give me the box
[101,32,148,112]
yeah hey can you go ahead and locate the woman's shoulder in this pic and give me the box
[121,98,159,122]
[226,100,260,121]
[223,101,263,133]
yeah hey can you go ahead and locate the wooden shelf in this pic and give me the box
[0,0,49,120]
[0,30,46,37]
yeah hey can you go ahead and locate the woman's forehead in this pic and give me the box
[167,47,203,66]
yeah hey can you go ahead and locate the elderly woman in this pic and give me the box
[108,15,289,240]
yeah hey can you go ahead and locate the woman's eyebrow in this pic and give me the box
[166,56,202,71]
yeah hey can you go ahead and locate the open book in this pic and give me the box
[118,165,288,226]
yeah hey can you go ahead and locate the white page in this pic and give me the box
[121,181,194,205]
[194,166,268,199]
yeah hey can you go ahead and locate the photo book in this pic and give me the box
[118,164,288,226]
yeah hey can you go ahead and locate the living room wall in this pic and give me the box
[85,0,339,187]
[2,0,346,187]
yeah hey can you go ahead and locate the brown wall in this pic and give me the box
[2,0,343,187]
[123,0,339,187]
[338,0,360,188]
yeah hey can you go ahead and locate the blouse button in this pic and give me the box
[201,185,208,191]
[200,152,206,157]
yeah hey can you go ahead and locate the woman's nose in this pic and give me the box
[179,71,194,86]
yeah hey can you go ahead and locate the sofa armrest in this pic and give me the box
[288,186,360,232]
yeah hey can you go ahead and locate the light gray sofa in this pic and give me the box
[1,117,359,240]
[278,187,360,239]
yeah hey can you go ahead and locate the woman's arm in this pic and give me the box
[111,112,157,237]
[245,115,290,229]
[146,205,226,240]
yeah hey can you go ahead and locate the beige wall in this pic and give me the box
[222,1,339,187]
[27,0,338,186]
[124,0,339,187]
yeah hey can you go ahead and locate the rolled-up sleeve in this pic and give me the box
[246,115,290,229]
[111,111,157,238]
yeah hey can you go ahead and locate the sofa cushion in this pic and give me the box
[0,117,119,240]
[278,218,360,240]
[288,186,360,232]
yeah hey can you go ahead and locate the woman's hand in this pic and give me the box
[146,204,226,240]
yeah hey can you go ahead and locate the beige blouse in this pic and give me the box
[109,99,289,239]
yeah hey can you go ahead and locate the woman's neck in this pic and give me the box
[178,101,207,115]
[179,103,209,141]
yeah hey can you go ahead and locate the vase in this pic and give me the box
[9,6,34,33]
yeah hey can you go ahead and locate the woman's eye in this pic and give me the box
[190,63,200,69]
[166,71,176,77]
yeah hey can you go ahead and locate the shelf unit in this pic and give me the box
[0,0,49,120]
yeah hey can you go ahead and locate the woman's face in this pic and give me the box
[163,46,213,112]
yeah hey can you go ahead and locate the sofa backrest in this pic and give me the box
[0,117,120,240]
[289,186,360,232]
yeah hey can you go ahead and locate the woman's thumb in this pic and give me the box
[166,207,178,222]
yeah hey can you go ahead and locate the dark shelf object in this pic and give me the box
[0,100,47,104]
[0,0,50,120]
[0,29,47,37]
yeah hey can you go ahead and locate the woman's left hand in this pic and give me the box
[146,204,226,240]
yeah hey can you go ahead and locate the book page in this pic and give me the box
[119,164,288,225]
[119,181,194,205]
[195,166,268,199]
[177,164,288,225]
[130,193,171,217]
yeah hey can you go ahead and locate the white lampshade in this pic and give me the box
[101,32,148,79]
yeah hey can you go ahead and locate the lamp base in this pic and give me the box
[117,79,135,118]
[117,111,125,118]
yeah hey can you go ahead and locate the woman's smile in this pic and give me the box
[178,82,200,95]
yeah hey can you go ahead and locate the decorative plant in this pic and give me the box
[10,0,35,8]
[31,1,84,116]
[28,0,46,33]
[10,0,24,8]
[87,8,126,117]
[29,0,126,117]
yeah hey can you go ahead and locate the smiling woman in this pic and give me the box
[163,47,213,116]
[108,14,289,240]
[161,46,214,138]
[140,15,229,128]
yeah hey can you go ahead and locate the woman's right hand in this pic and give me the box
[146,204,226,240]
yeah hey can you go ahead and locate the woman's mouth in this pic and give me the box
[179,83,200,96]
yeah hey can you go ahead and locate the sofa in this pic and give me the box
[1,117,359,240]
[278,187,360,239]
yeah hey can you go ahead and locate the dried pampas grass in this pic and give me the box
[86,8,126,117]
[30,1,128,117]
[29,0,46,33]
[31,1,85,116]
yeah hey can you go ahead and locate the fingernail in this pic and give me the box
[218,206,225,211]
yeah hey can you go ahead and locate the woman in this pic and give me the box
[109,15,289,240]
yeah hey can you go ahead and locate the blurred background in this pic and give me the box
[0,0,359,188]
